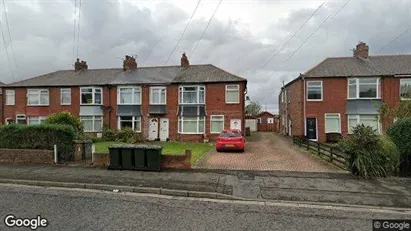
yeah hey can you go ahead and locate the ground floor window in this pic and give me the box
[27,116,47,125]
[80,116,103,132]
[210,115,224,133]
[325,114,341,133]
[16,114,26,125]
[348,115,380,134]
[178,116,205,134]
[118,116,141,132]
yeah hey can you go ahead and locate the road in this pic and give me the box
[0,184,410,231]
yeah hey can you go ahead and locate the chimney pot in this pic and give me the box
[123,54,137,71]
[75,58,88,71]
[353,42,369,59]
[181,52,189,69]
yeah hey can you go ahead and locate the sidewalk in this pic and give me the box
[0,163,410,208]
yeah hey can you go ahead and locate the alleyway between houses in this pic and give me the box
[194,132,342,172]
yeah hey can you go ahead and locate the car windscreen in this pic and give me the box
[220,132,241,137]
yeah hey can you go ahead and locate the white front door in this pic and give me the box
[159,118,169,141]
[230,119,242,130]
[148,118,158,141]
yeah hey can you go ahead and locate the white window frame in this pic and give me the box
[27,89,49,106]
[5,118,13,125]
[225,84,240,104]
[210,115,225,134]
[347,115,381,134]
[117,116,141,132]
[80,87,103,105]
[117,86,141,105]
[5,89,15,105]
[347,77,381,100]
[306,81,323,101]
[60,88,71,105]
[150,87,167,105]
[178,116,205,134]
[27,116,47,125]
[178,85,205,104]
[324,113,341,133]
[80,116,103,132]
[400,78,411,100]
[15,114,26,125]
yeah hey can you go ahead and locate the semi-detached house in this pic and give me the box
[279,42,411,143]
[1,55,247,141]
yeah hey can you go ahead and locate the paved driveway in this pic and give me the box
[194,132,343,172]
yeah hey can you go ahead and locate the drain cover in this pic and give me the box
[237,173,255,180]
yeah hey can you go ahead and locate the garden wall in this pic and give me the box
[0,148,54,164]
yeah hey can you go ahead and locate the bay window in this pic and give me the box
[118,86,141,105]
[150,87,166,104]
[307,81,322,101]
[325,114,341,133]
[81,87,102,105]
[225,85,240,103]
[400,78,411,100]
[348,115,380,134]
[80,116,102,132]
[27,116,47,125]
[28,89,49,106]
[118,116,141,132]
[210,115,224,133]
[179,86,205,104]
[348,78,380,99]
[6,89,15,105]
[178,116,205,134]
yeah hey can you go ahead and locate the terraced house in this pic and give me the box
[279,42,411,143]
[1,54,247,141]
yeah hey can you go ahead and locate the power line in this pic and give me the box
[375,29,410,54]
[190,0,222,58]
[0,22,15,81]
[76,0,82,59]
[2,0,18,78]
[260,0,328,69]
[268,0,350,77]
[164,0,201,65]
[72,0,77,62]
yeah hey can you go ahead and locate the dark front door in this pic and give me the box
[306,118,317,140]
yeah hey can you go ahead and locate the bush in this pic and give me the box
[0,124,76,161]
[339,124,400,178]
[116,127,143,143]
[43,112,83,138]
[387,118,411,176]
[102,126,117,141]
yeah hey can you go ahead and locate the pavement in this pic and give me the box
[195,132,343,172]
[0,163,410,209]
[1,184,410,231]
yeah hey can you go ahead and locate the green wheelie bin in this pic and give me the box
[108,145,122,170]
[145,145,163,171]
[134,144,147,170]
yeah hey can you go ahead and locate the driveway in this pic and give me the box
[194,132,344,172]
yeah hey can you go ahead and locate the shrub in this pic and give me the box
[116,127,143,143]
[102,126,117,141]
[339,124,400,178]
[43,112,83,138]
[386,118,411,176]
[0,124,76,161]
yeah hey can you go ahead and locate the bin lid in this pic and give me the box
[108,144,163,150]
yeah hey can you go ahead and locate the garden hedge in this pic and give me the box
[387,118,411,176]
[0,124,76,161]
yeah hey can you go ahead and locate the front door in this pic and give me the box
[159,118,169,141]
[306,118,317,140]
[230,119,242,130]
[148,118,158,141]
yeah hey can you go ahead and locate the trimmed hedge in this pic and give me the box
[387,118,411,176]
[0,124,76,161]
[43,112,84,138]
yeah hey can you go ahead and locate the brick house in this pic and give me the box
[279,42,411,142]
[256,111,279,132]
[1,54,247,141]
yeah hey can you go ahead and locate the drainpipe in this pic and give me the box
[302,74,306,137]
[107,85,112,129]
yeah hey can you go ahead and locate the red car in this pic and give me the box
[216,129,245,152]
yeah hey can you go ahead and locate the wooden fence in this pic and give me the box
[293,136,350,169]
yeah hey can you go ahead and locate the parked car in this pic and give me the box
[216,129,245,152]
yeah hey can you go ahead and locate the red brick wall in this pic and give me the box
[279,79,304,137]
[0,92,3,124]
[381,77,400,131]
[0,148,54,164]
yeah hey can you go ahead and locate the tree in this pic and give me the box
[245,101,262,116]
[379,101,411,121]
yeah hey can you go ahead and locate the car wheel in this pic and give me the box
[239,149,244,153]
[216,149,221,152]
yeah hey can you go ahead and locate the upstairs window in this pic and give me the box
[150,87,166,105]
[61,88,71,105]
[348,78,380,99]
[179,86,205,104]
[5,89,15,105]
[118,86,141,105]
[400,78,411,100]
[81,87,102,105]
[28,89,49,106]
[225,85,240,103]
[307,81,323,101]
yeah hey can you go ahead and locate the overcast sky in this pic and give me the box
[1,0,410,113]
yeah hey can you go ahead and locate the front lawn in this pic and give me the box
[94,141,213,164]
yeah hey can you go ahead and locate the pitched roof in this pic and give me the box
[303,54,411,77]
[0,81,4,86]
[6,64,247,87]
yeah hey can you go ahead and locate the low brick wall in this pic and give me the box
[0,148,54,164]
[92,150,192,170]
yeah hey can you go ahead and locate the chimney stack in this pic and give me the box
[123,55,137,71]
[75,58,88,71]
[181,52,189,69]
[353,42,369,59]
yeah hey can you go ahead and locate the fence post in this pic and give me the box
[317,142,320,155]
[330,147,333,163]
[306,138,309,151]
[299,137,302,148]
[91,144,95,163]
[54,144,58,164]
